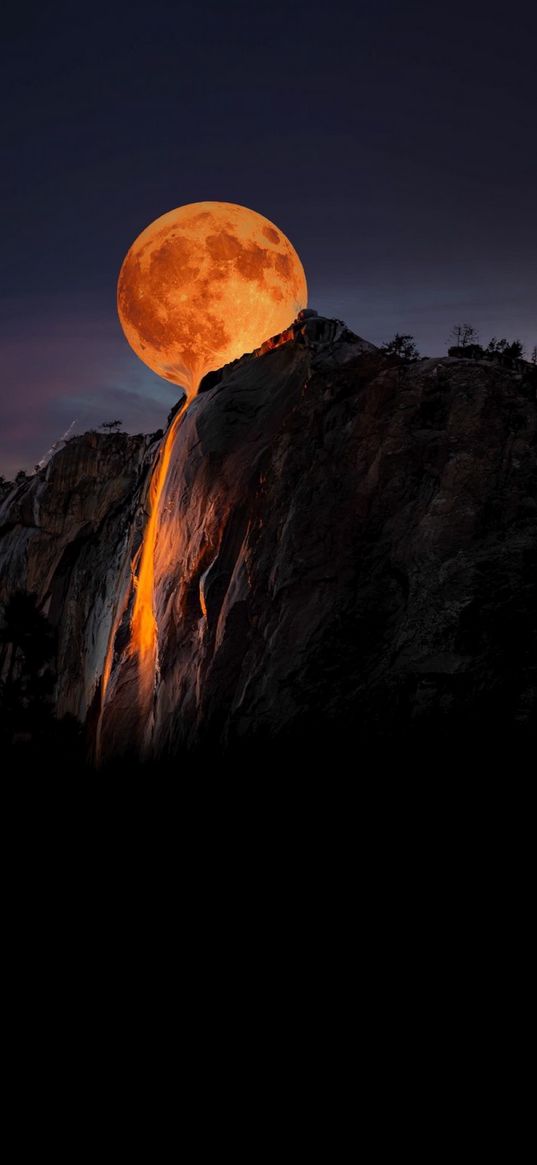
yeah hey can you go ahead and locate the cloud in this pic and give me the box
[0,298,181,477]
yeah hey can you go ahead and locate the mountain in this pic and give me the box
[1,312,535,769]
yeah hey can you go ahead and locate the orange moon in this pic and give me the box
[117,201,308,395]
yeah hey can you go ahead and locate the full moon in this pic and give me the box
[117,201,308,394]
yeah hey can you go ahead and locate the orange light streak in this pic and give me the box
[129,393,192,689]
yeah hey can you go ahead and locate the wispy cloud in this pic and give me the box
[0,298,180,477]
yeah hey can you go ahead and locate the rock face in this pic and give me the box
[0,429,159,726]
[1,313,536,764]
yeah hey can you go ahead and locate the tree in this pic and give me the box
[0,591,58,755]
[531,346,537,365]
[486,337,508,355]
[449,323,479,349]
[100,419,123,432]
[0,591,55,685]
[449,342,484,360]
[506,340,524,361]
[486,338,524,365]
[381,333,420,361]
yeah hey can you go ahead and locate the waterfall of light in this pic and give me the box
[96,389,195,760]
[128,393,192,694]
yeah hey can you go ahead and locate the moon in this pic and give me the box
[117,201,308,395]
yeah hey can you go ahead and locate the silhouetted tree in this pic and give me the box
[531,346,537,365]
[486,338,508,355]
[449,323,479,348]
[100,420,123,432]
[0,592,89,769]
[0,590,55,686]
[449,342,484,359]
[485,337,524,366]
[0,591,58,758]
[381,333,420,361]
[507,340,524,361]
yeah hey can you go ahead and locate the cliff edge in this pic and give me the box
[1,314,535,766]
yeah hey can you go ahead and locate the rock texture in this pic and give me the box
[0,429,159,725]
[1,312,536,765]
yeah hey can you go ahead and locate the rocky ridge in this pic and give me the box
[1,312,535,763]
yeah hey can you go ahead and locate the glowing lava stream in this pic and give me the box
[120,322,302,717]
[129,391,193,701]
[96,390,192,756]
[100,323,300,721]
[97,315,304,760]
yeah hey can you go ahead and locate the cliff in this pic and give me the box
[1,313,536,767]
[0,429,159,727]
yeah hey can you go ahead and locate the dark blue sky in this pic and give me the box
[1,0,535,475]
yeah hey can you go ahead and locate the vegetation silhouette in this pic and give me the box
[0,590,87,771]
[447,323,527,367]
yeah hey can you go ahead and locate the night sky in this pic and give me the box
[2,0,535,477]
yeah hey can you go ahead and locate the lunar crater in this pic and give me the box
[117,201,307,393]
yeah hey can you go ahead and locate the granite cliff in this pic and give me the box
[1,313,535,767]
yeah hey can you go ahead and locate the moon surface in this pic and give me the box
[117,201,308,394]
